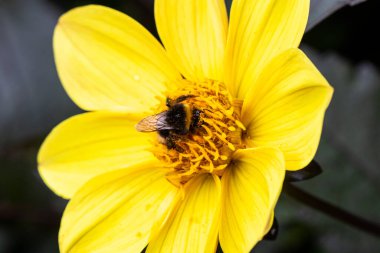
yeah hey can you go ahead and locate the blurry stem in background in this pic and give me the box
[284,183,380,238]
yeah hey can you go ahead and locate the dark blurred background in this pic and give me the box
[0,0,379,252]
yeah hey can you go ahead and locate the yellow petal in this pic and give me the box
[220,147,285,253]
[243,49,333,170]
[59,164,178,253]
[147,174,221,253]
[263,211,275,237]
[38,112,156,199]
[155,0,228,81]
[224,0,309,99]
[54,5,181,113]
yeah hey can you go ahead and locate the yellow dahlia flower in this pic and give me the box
[38,0,333,252]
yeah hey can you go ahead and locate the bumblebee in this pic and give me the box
[136,95,202,149]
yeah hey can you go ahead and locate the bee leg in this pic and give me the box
[174,144,184,153]
[166,134,185,153]
[166,136,176,149]
[190,109,202,133]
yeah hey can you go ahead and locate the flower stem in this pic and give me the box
[283,183,380,238]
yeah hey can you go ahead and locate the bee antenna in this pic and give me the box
[166,97,172,108]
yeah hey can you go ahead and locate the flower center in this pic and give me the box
[149,80,245,186]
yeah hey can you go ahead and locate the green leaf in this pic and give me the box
[306,0,367,31]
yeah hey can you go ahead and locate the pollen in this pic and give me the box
[151,80,245,187]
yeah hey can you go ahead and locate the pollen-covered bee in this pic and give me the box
[136,95,202,149]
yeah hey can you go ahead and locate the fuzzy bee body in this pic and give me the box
[136,96,202,149]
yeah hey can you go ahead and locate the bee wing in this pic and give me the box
[135,111,173,132]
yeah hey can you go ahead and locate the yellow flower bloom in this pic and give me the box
[38,0,333,252]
